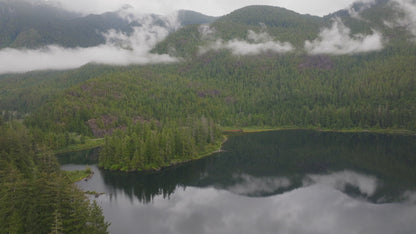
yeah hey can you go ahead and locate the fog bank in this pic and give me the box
[304,19,384,55]
[0,16,178,75]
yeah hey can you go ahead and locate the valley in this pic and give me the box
[1,0,416,233]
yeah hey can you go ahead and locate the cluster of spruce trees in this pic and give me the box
[0,121,109,233]
[100,117,222,171]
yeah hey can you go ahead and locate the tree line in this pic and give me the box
[99,117,222,171]
[0,121,109,233]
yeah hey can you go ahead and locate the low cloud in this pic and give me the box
[200,29,294,56]
[304,18,384,55]
[385,0,416,38]
[0,16,178,75]
[347,0,376,19]
[198,24,216,40]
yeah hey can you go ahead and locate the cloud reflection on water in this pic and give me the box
[304,170,379,197]
[96,170,416,234]
[226,174,292,196]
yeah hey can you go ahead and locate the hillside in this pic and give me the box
[178,10,218,26]
[326,0,413,46]
[212,6,324,42]
[154,5,326,56]
[0,0,215,49]
[155,0,416,57]
[0,0,415,171]
[0,0,128,48]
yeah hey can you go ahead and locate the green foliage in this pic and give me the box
[213,5,324,44]
[0,64,118,115]
[62,167,93,183]
[0,122,109,233]
[154,6,325,57]
[24,45,416,154]
[99,117,222,171]
[2,0,416,174]
[2,1,415,231]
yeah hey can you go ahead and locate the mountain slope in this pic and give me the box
[178,10,217,26]
[0,0,216,49]
[213,5,325,41]
[155,1,416,57]
[0,2,415,169]
[0,1,131,48]
[327,0,415,46]
[154,5,326,56]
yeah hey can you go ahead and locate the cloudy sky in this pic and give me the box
[48,0,358,16]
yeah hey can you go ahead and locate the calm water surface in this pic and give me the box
[57,130,416,234]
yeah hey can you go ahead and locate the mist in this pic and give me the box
[0,15,178,75]
[348,0,376,19]
[386,0,416,38]
[304,18,384,55]
[200,28,294,56]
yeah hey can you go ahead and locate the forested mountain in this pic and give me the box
[0,0,127,48]
[0,0,215,49]
[1,0,416,168]
[327,0,414,46]
[177,10,217,26]
[1,1,415,231]
[0,65,119,116]
[155,0,416,57]
[209,5,324,43]
[154,5,326,56]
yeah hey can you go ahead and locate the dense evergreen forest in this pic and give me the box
[1,1,416,170]
[0,121,109,233]
[100,117,222,171]
[23,49,416,139]
[1,1,416,231]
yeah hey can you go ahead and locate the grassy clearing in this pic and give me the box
[62,167,93,183]
[54,138,104,154]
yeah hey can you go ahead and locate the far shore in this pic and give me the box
[55,126,415,169]
[222,126,416,135]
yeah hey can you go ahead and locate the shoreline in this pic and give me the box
[55,127,415,155]
[57,127,415,173]
[62,168,94,183]
[100,135,228,173]
[222,126,416,135]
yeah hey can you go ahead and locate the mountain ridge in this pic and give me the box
[0,0,216,49]
[1,1,415,232]
[2,0,414,52]
[155,0,416,57]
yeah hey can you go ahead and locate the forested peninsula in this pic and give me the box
[1,1,416,174]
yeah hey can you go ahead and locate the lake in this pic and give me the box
[57,130,416,234]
